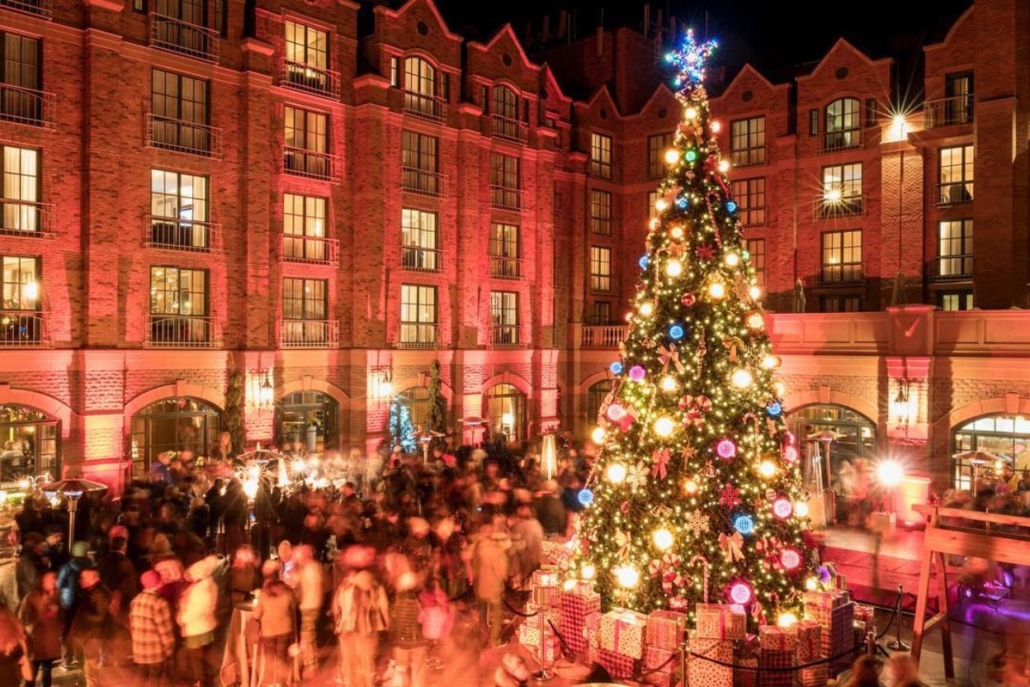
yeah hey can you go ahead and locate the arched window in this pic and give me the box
[790,404,876,505]
[276,391,339,455]
[0,405,58,487]
[585,379,613,429]
[129,398,220,478]
[404,57,438,118]
[492,85,519,120]
[399,386,430,431]
[952,415,1030,490]
[824,98,860,151]
[485,383,525,444]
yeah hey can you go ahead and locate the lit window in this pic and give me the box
[730,117,765,166]
[590,133,613,179]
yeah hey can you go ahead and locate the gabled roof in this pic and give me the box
[578,84,621,118]
[925,5,974,52]
[540,64,572,105]
[377,0,462,43]
[795,37,891,82]
[625,83,678,120]
[468,23,537,71]
[717,64,782,96]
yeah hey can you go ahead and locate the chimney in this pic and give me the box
[557,10,567,38]
[643,4,650,39]
[542,14,550,41]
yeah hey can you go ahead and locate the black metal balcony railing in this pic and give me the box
[489,255,522,280]
[817,266,865,286]
[279,319,339,348]
[816,195,865,219]
[490,115,528,143]
[0,311,46,347]
[0,199,53,238]
[821,128,862,153]
[490,186,523,212]
[400,246,441,272]
[403,90,445,121]
[146,216,217,252]
[150,13,220,62]
[397,323,438,349]
[731,146,767,167]
[280,60,341,99]
[937,181,974,206]
[590,274,620,294]
[0,0,51,17]
[589,160,613,179]
[490,324,524,348]
[930,254,974,281]
[924,95,974,129]
[0,84,56,128]
[401,167,444,197]
[147,114,222,157]
[284,147,338,181]
[279,233,340,266]
[145,315,216,348]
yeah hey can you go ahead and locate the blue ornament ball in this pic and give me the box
[686,150,698,162]
[767,401,783,418]
[578,489,595,506]
[639,255,650,270]
[676,196,689,209]
[669,324,685,340]
[733,514,755,536]
[726,201,738,213]
[610,361,624,375]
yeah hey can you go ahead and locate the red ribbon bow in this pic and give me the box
[651,448,671,479]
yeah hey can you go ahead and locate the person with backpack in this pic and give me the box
[332,564,389,687]
[55,541,92,669]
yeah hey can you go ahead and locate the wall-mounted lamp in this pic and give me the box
[248,369,275,411]
[371,366,393,402]
[891,378,913,427]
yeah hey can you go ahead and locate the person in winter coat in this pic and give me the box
[390,571,428,687]
[289,544,323,676]
[532,481,566,536]
[16,532,48,601]
[468,516,511,647]
[97,536,139,666]
[129,571,176,683]
[253,561,296,687]
[332,566,389,687]
[55,541,92,667]
[229,545,261,605]
[177,555,221,687]
[18,570,62,687]
[508,504,543,590]
[68,570,110,687]
[0,605,31,687]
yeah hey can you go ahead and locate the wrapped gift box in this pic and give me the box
[526,634,561,665]
[531,584,561,607]
[759,625,797,652]
[646,610,688,651]
[559,589,601,654]
[806,601,854,675]
[525,602,560,627]
[794,620,822,662]
[531,566,560,587]
[852,604,875,635]
[696,603,747,640]
[759,648,793,687]
[796,663,828,687]
[567,579,594,596]
[734,654,758,687]
[541,539,572,568]
[688,634,733,687]
[644,646,678,673]
[802,589,849,611]
[598,608,648,659]
[519,623,543,648]
[596,648,639,678]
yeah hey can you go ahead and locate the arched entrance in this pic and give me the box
[0,404,58,487]
[585,379,613,430]
[398,387,430,431]
[276,391,339,455]
[485,383,526,444]
[129,397,221,478]
[951,414,1030,490]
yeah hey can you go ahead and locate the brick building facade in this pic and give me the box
[0,0,1028,500]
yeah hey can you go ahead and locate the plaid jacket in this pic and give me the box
[130,590,175,664]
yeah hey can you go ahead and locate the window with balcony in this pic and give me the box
[151,0,218,60]
[820,230,862,285]
[489,223,520,279]
[282,277,330,346]
[150,170,210,251]
[730,116,765,166]
[938,145,973,205]
[938,291,974,311]
[820,163,862,217]
[647,133,673,179]
[149,266,210,346]
[491,85,526,142]
[151,70,213,156]
[590,189,613,235]
[490,153,521,210]
[0,255,41,345]
[400,284,437,347]
[746,238,766,290]
[401,209,439,272]
[590,246,613,293]
[1,146,42,236]
[0,0,51,17]
[284,106,332,180]
[403,56,443,120]
[936,219,973,280]
[401,131,440,196]
[590,301,612,325]
[283,21,335,96]
[945,72,973,125]
[284,194,335,264]
[824,98,860,151]
[0,33,46,127]
[731,177,765,227]
[490,290,519,346]
[590,133,613,179]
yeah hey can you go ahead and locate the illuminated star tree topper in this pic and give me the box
[665,29,718,90]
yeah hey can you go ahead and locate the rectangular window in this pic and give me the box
[730,117,766,166]
[401,131,440,195]
[824,98,861,150]
[490,290,519,345]
[938,145,974,205]
[590,132,613,178]
[284,106,330,179]
[150,169,210,251]
[489,223,520,279]
[820,230,863,284]
[214,0,226,35]
[0,255,41,344]
[401,208,439,272]
[490,153,521,210]
[746,238,766,290]
[809,109,818,136]
[647,133,673,179]
[0,145,40,235]
[152,70,209,149]
[820,163,863,216]
[0,32,41,126]
[284,21,331,93]
[400,284,437,346]
[134,0,145,11]
[591,301,612,325]
[283,193,329,263]
[648,191,660,219]
[939,292,974,311]
[730,177,765,227]
[944,72,974,125]
[281,277,329,345]
[150,266,207,316]
[590,189,613,235]
[390,57,399,87]
[820,295,861,313]
[864,98,877,128]
[937,219,973,278]
[590,245,612,292]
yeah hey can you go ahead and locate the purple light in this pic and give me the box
[629,365,647,382]
[729,581,752,604]
[772,498,793,519]
[716,438,737,459]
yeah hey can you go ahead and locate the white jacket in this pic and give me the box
[178,555,220,638]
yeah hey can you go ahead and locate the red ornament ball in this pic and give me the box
[681,292,696,307]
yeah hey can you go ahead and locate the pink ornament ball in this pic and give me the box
[606,403,626,421]
[716,438,737,459]
[782,445,799,464]
[780,548,802,571]
[729,581,753,604]
[772,498,793,519]
[629,365,647,382]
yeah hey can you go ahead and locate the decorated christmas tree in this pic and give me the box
[389,398,417,454]
[578,31,818,623]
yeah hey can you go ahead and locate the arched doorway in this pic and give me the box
[0,405,58,487]
[399,387,430,431]
[951,414,1030,489]
[485,383,525,444]
[276,391,339,455]
[129,397,220,478]
[585,379,613,430]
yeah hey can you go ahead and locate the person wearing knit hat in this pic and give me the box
[130,569,174,680]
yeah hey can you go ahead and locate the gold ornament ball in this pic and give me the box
[660,375,678,393]
[759,460,777,478]
[653,528,675,551]
[747,312,765,330]
[670,225,684,240]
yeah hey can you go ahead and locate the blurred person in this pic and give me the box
[177,555,221,687]
[332,562,389,687]
[97,535,139,665]
[152,451,174,485]
[430,516,468,600]
[229,545,261,605]
[129,571,175,684]
[844,654,881,687]
[469,516,511,647]
[16,532,48,600]
[290,544,324,675]
[886,654,925,687]
[68,569,109,687]
[56,540,92,668]
[253,560,296,687]
[533,480,566,536]
[493,652,529,687]
[401,517,432,575]
[18,571,61,687]
[0,604,31,686]
[509,503,543,590]
[390,571,428,687]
